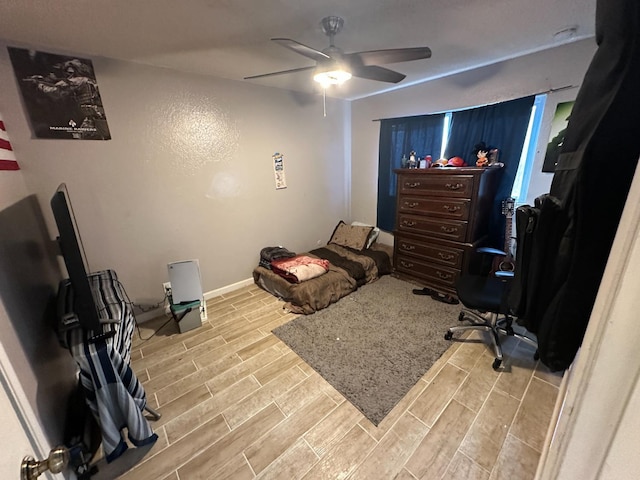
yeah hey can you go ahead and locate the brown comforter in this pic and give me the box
[253,243,392,314]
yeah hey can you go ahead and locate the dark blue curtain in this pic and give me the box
[377,114,445,231]
[445,96,535,247]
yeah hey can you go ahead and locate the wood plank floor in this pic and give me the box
[92,282,563,480]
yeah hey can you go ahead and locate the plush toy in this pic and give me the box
[476,150,489,167]
[473,142,490,167]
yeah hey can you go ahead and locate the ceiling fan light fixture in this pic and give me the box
[313,58,352,87]
[313,68,352,87]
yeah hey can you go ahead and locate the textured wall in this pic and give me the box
[350,38,598,233]
[0,43,350,304]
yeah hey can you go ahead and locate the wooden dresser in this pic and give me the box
[393,167,503,296]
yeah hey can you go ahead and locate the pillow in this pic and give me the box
[328,221,374,251]
[351,221,380,249]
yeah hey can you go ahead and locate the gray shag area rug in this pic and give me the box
[272,275,461,426]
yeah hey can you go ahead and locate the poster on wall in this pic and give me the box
[542,100,575,172]
[7,47,111,140]
[0,114,19,170]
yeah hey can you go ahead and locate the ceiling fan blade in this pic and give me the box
[244,65,315,80]
[346,47,432,66]
[351,65,406,83]
[272,38,331,62]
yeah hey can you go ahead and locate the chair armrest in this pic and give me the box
[477,247,507,257]
[495,270,514,278]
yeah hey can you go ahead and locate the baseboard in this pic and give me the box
[203,277,255,300]
[135,277,255,324]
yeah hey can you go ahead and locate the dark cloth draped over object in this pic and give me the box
[444,95,535,248]
[377,113,445,231]
[353,247,393,276]
[513,0,640,371]
[509,195,566,327]
[310,246,367,286]
[259,246,296,270]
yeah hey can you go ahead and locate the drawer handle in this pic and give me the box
[436,271,453,280]
[445,183,464,190]
[400,243,415,251]
[404,201,419,208]
[405,182,421,188]
[438,252,455,261]
[402,220,417,227]
[443,205,461,212]
[400,260,414,268]
[440,226,458,234]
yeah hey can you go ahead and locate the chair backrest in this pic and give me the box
[508,194,565,332]
[508,203,541,317]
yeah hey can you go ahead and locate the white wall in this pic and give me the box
[350,38,597,235]
[0,41,351,306]
[0,40,351,470]
[0,165,73,472]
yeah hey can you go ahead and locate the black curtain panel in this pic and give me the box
[445,96,535,247]
[377,114,445,232]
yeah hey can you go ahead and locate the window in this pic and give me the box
[511,95,546,203]
[377,95,541,247]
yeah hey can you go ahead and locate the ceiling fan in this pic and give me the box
[244,16,432,88]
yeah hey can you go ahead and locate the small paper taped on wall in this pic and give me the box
[273,152,287,189]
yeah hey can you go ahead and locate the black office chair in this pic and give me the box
[444,247,537,369]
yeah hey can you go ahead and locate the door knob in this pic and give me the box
[21,446,69,480]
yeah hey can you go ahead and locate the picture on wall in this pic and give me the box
[542,100,574,172]
[7,47,111,140]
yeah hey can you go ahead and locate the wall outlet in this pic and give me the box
[163,282,172,297]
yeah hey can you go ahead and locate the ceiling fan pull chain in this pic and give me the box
[323,88,327,117]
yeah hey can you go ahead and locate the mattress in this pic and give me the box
[253,242,392,314]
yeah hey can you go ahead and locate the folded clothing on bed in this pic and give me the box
[271,255,330,283]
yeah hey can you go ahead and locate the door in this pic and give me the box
[0,342,61,479]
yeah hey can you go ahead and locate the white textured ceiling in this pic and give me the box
[0,0,596,100]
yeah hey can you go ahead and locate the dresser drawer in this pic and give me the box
[395,254,459,289]
[397,213,468,242]
[398,174,475,198]
[398,196,470,220]
[395,235,464,269]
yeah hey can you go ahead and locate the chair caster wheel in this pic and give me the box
[458,312,465,322]
[534,350,540,361]
[492,358,502,370]
[444,331,453,341]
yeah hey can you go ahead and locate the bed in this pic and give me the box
[253,221,393,314]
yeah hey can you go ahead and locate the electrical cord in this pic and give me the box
[134,315,174,343]
[132,298,167,313]
[115,279,175,343]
